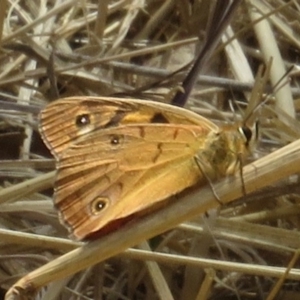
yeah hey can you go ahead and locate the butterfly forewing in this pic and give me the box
[39,97,218,157]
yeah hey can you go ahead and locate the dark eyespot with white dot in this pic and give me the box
[110,135,121,145]
[240,126,252,144]
[75,114,91,127]
[91,197,109,215]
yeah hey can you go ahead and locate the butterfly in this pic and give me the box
[39,96,257,240]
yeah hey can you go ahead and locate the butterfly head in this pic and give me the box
[238,120,259,151]
[225,120,259,175]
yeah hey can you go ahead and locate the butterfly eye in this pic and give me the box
[91,197,109,215]
[75,114,91,127]
[239,126,252,146]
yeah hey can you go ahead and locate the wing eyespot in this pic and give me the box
[110,134,123,146]
[91,197,109,215]
[75,114,91,128]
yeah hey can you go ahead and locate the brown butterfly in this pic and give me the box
[39,96,257,240]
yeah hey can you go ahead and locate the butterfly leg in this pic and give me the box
[193,156,223,205]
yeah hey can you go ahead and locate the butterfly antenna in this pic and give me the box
[231,60,273,196]
[171,0,242,107]
[271,65,294,94]
[238,60,293,195]
[243,59,273,127]
[244,60,294,128]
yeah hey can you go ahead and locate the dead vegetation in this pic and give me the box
[1,0,300,299]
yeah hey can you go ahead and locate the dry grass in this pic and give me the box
[1,0,300,299]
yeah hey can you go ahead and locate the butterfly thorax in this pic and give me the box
[198,125,251,180]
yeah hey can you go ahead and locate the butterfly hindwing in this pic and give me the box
[55,123,211,239]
